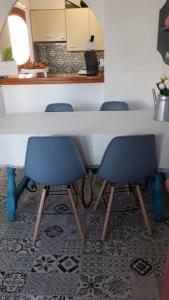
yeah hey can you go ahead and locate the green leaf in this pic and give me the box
[4,47,14,61]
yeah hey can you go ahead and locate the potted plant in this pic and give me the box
[4,47,14,61]
[156,75,169,96]
[153,75,169,121]
[0,47,18,77]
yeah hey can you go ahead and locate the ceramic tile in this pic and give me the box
[34,43,104,74]
[0,271,27,294]
[0,167,168,300]
[24,273,78,296]
[31,254,80,274]
[104,275,131,298]
[40,238,83,255]
[76,273,105,298]
[129,273,160,300]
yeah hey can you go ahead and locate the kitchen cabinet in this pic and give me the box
[30,0,65,10]
[89,10,104,50]
[30,10,66,42]
[66,8,104,51]
[66,8,89,51]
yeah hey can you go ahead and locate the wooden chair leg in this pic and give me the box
[125,184,130,197]
[33,186,47,242]
[101,186,115,240]
[72,182,85,210]
[136,185,152,235]
[94,180,107,212]
[68,187,85,241]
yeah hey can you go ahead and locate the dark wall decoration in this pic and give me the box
[157,0,169,65]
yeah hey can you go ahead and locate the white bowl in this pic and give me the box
[20,67,49,75]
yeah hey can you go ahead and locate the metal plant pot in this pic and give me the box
[153,93,169,122]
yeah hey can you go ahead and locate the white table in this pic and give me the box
[0,110,169,168]
[0,110,167,221]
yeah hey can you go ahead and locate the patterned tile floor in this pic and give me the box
[0,168,169,300]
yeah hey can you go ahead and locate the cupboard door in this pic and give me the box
[30,0,65,10]
[89,9,104,50]
[30,10,66,42]
[66,8,90,51]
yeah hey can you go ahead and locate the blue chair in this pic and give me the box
[24,136,85,241]
[94,135,157,240]
[100,101,130,195]
[100,101,129,111]
[45,103,73,112]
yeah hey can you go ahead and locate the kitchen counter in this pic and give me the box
[0,74,104,113]
[0,73,104,85]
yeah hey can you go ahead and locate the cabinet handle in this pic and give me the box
[46,36,53,39]
[69,46,76,49]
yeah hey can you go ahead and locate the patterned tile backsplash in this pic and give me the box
[34,42,104,74]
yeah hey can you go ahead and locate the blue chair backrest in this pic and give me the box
[45,103,74,112]
[24,136,85,186]
[100,101,129,111]
[97,135,157,184]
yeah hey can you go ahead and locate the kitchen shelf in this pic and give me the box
[0,73,104,85]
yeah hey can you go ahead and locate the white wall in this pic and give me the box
[0,2,29,59]
[0,0,16,33]
[104,0,169,109]
[87,0,169,109]
[86,0,104,27]
[0,21,11,59]
[2,83,104,113]
[1,0,169,109]
[0,86,6,115]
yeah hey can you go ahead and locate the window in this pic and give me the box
[8,9,30,65]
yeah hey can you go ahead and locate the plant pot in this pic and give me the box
[154,95,169,122]
[0,61,18,76]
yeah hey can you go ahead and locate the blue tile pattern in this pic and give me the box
[34,43,104,74]
[0,168,168,299]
